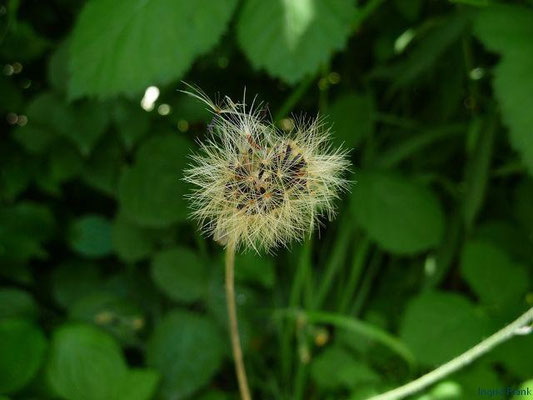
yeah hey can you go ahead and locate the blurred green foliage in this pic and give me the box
[1,0,532,399]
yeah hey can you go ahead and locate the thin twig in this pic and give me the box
[367,306,533,400]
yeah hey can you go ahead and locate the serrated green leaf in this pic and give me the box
[15,92,110,155]
[0,202,55,263]
[60,101,110,155]
[0,147,35,201]
[113,100,150,150]
[0,22,50,61]
[351,171,445,254]
[473,5,533,176]
[400,291,490,366]
[69,215,112,258]
[82,133,125,197]
[13,92,63,154]
[46,141,84,185]
[0,319,47,394]
[47,40,70,92]
[237,0,355,83]
[151,248,208,303]
[69,0,237,99]
[147,310,225,400]
[118,134,190,227]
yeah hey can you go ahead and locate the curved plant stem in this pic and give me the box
[367,306,533,400]
[225,241,252,400]
[274,309,416,370]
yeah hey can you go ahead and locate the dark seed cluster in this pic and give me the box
[224,141,308,215]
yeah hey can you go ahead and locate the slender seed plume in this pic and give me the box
[182,84,351,253]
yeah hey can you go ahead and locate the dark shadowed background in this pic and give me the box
[0,0,532,399]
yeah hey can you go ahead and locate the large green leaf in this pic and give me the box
[69,215,113,258]
[311,345,380,390]
[237,0,355,83]
[473,5,533,175]
[351,171,445,254]
[111,214,156,263]
[15,92,110,155]
[117,369,160,400]
[112,100,151,150]
[514,178,533,240]
[82,133,125,197]
[0,319,47,394]
[118,134,190,227]
[0,289,38,320]
[147,310,225,399]
[46,324,128,400]
[474,220,533,265]
[51,261,102,308]
[69,292,144,344]
[0,202,55,263]
[400,291,490,366]
[461,240,529,308]
[46,323,159,400]
[0,22,50,61]
[489,330,533,380]
[69,0,237,99]
[151,248,208,303]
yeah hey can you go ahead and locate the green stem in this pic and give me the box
[313,218,352,309]
[352,0,386,32]
[289,239,313,307]
[367,307,533,400]
[225,242,252,400]
[351,249,383,316]
[318,63,331,113]
[274,75,315,121]
[374,113,420,130]
[462,115,496,232]
[492,160,525,177]
[339,236,371,314]
[293,362,308,400]
[375,124,465,169]
[275,309,416,370]
[281,239,312,387]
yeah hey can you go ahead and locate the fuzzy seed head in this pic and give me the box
[183,84,351,253]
